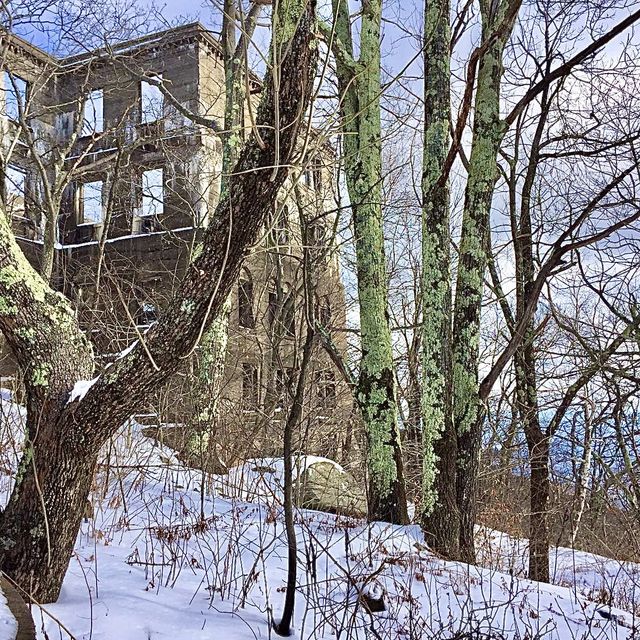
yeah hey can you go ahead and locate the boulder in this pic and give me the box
[293,459,367,518]
[142,425,228,475]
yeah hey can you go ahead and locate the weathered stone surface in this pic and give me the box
[293,459,367,518]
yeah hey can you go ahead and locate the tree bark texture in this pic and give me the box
[331,0,408,524]
[451,0,518,563]
[420,0,458,557]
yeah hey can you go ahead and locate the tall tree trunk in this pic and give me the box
[0,0,318,601]
[523,401,550,583]
[451,0,518,563]
[404,333,423,503]
[330,0,407,523]
[420,0,458,556]
[194,0,262,434]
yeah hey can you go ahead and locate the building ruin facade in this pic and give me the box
[0,24,354,465]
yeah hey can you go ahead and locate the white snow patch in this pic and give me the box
[0,588,17,640]
[67,377,99,404]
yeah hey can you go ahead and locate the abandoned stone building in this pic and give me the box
[0,24,353,463]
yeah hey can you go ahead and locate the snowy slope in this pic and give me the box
[0,398,638,639]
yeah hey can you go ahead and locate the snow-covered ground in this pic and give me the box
[0,590,17,640]
[1,397,639,639]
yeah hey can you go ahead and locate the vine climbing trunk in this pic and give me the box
[330,0,408,524]
[194,0,262,445]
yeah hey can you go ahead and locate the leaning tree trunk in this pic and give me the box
[0,0,318,602]
[451,0,519,563]
[330,0,407,524]
[0,217,95,597]
[420,0,458,557]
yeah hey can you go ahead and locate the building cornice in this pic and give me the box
[0,30,59,69]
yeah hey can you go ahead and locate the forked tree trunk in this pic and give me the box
[0,0,318,601]
[330,0,408,524]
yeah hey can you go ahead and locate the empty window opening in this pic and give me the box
[5,165,26,216]
[268,289,295,338]
[316,370,337,408]
[136,302,158,327]
[318,298,331,327]
[282,295,295,338]
[275,367,294,409]
[312,156,323,192]
[238,278,255,329]
[141,168,164,218]
[3,72,27,121]
[82,89,104,135]
[80,180,104,224]
[141,76,164,124]
[303,167,314,189]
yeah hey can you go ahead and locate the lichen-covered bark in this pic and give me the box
[451,0,518,562]
[420,0,458,555]
[331,0,407,524]
[0,0,318,601]
[0,207,96,598]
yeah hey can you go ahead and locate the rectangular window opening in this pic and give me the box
[312,157,323,192]
[3,72,27,121]
[80,180,104,225]
[238,279,255,329]
[141,168,164,217]
[275,367,294,409]
[317,371,337,408]
[141,75,164,124]
[303,167,314,189]
[318,299,331,327]
[5,165,26,216]
[82,88,104,135]
[283,298,295,338]
[268,290,295,338]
